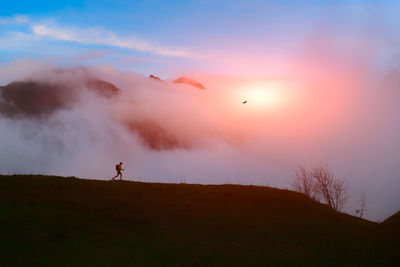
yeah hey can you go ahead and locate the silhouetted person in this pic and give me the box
[112,162,124,180]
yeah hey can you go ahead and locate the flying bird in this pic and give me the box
[242,100,247,104]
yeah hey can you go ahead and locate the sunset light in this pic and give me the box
[244,85,284,108]
[235,81,294,111]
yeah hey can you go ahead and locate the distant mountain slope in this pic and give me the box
[149,74,163,81]
[173,77,205,89]
[0,175,397,266]
[0,78,120,118]
[86,78,121,98]
[0,72,186,151]
[148,74,205,89]
[127,121,188,150]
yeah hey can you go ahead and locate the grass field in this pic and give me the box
[0,175,398,266]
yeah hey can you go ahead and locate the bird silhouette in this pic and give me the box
[242,100,247,104]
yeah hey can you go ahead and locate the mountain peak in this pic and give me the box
[149,74,163,82]
[173,77,205,89]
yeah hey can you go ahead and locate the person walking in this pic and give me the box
[112,162,124,180]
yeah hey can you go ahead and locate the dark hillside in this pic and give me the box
[383,210,400,226]
[0,175,397,266]
[379,210,400,264]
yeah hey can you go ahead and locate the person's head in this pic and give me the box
[120,162,122,164]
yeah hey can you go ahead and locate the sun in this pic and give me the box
[245,86,283,107]
[238,82,288,110]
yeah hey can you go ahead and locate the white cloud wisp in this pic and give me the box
[32,23,192,58]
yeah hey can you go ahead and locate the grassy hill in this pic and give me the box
[380,210,400,265]
[0,175,398,266]
[384,210,400,226]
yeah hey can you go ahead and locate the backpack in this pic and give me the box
[115,164,119,171]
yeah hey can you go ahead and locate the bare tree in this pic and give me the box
[311,165,349,211]
[330,177,349,212]
[292,165,318,200]
[355,193,367,219]
[292,165,349,212]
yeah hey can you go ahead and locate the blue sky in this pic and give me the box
[1,0,399,76]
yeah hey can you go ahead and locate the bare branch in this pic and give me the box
[292,165,318,200]
[292,165,349,212]
[355,193,367,218]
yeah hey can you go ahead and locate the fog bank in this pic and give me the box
[0,57,399,221]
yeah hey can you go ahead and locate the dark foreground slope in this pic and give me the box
[381,211,400,264]
[0,175,398,266]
